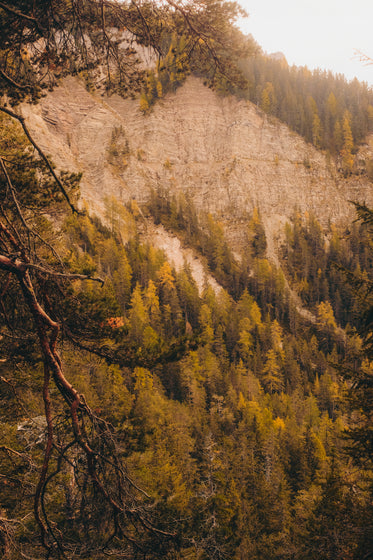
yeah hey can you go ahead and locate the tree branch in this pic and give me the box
[0,106,81,215]
[354,49,373,66]
[0,1,39,24]
[0,69,28,90]
[24,263,105,285]
[33,364,54,550]
[0,156,29,231]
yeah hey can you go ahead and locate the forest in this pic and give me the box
[240,55,373,172]
[139,28,373,177]
[0,1,372,559]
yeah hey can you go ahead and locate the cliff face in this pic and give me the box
[22,76,373,252]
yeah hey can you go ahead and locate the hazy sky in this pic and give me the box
[236,0,373,86]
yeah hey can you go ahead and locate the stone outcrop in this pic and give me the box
[22,75,373,253]
[140,222,222,296]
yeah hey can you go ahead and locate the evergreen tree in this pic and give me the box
[341,110,354,174]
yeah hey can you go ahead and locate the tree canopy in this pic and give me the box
[1,2,373,559]
[0,1,253,557]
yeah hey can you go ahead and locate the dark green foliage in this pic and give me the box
[339,207,373,500]
[301,464,363,560]
[281,211,373,329]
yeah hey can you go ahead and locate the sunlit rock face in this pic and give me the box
[22,76,373,252]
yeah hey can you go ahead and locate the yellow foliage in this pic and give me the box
[246,399,261,418]
[273,417,285,431]
[129,198,140,217]
[156,80,163,98]
[157,262,175,290]
[237,391,247,411]
[144,280,160,318]
[251,206,260,226]
[316,301,337,330]
[139,94,149,114]
[341,110,354,174]
[134,367,153,390]
[239,317,254,360]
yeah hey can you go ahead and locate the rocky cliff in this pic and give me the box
[22,76,373,254]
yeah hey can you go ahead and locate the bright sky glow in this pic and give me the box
[236,0,373,86]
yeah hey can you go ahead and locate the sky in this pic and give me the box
[236,0,373,86]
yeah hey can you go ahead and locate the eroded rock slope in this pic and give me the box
[22,76,373,253]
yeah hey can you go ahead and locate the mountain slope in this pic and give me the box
[22,75,373,254]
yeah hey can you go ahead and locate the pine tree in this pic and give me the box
[312,110,322,149]
[261,349,284,393]
[260,82,277,114]
[341,110,354,174]
[139,92,150,114]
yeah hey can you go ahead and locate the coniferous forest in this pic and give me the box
[0,2,373,559]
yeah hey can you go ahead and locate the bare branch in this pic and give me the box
[0,1,39,25]
[0,106,81,215]
[0,68,28,90]
[130,0,162,55]
[0,221,28,259]
[0,445,33,463]
[24,263,105,285]
[33,363,54,550]
[0,156,29,231]
[354,49,373,66]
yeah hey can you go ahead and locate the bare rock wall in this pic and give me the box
[21,76,373,252]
